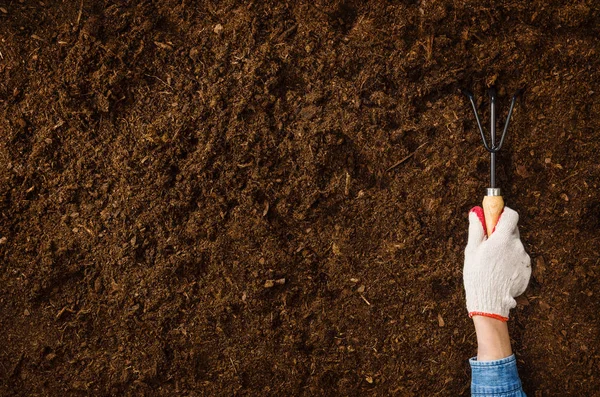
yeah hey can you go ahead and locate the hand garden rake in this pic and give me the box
[462,86,523,236]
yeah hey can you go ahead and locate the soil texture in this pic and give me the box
[1,0,600,395]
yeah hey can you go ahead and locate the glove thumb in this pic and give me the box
[467,207,487,249]
[490,206,519,238]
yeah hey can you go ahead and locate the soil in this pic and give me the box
[1,1,600,396]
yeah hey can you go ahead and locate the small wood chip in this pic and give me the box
[533,256,546,283]
[94,278,102,293]
[332,243,341,256]
[213,24,223,34]
[264,278,285,288]
[515,164,532,178]
[154,41,172,50]
[357,285,365,293]
[366,376,373,384]
[344,172,351,196]
[0,7,8,14]
[437,313,445,327]
[0,236,7,244]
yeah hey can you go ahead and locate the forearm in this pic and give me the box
[473,315,512,361]
[470,316,526,396]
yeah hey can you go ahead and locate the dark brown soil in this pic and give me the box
[1,1,600,396]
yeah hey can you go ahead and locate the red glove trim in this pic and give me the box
[469,206,486,232]
[469,312,509,322]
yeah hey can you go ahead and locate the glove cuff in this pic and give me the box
[468,311,508,322]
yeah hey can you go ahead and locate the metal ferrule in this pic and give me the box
[486,188,502,197]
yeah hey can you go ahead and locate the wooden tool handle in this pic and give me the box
[482,195,504,236]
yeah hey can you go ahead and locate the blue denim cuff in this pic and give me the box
[470,354,525,396]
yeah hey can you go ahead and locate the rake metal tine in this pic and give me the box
[494,90,522,153]
[488,86,497,149]
[461,89,492,152]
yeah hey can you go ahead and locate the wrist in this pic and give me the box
[468,311,508,322]
[472,315,513,361]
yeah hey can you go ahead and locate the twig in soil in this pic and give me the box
[561,171,579,183]
[360,294,371,306]
[229,357,238,374]
[76,0,84,27]
[56,306,75,319]
[277,23,298,42]
[344,171,351,196]
[145,74,173,91]
[386,141,429,172]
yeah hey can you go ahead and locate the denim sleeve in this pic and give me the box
[469,354,526,396]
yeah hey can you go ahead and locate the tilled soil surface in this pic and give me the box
[1,1,600,396]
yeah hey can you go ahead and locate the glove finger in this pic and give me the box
[491,206,519,237]
[467,207,486,248]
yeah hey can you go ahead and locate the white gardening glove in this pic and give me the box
[464,206,531,321]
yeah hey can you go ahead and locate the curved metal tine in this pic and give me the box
[493,92,520,153]
[462,90,492,152]
[488,86,497,149]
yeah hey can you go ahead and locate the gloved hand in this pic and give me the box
[464,206,531,321]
